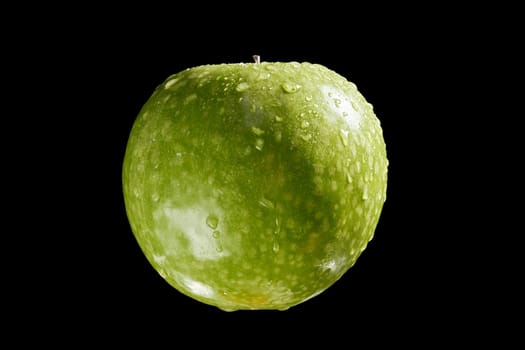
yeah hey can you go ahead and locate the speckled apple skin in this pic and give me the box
[122,62,388,311]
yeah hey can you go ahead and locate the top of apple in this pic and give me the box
[153,59,382,161]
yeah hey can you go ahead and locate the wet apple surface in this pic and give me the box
[122,61,388,311]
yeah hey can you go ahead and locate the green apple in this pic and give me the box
[122,59,388,311]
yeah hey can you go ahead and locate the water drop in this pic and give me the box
[216,245,224,253]
[164,78,179,89]
[259,197,275,209]
[251,126,265,136]
[274,115,283,122]
[184,94,197,105]
[151,193,159,202]
[342,111,349,117]
[212,230,220,239]
[301,120,310,128]
[255,138,265,151]
[281,82,302,93]
[274,217,281,234]
[265,64,277,72]
[346,173,353,184]
[206,214,219,229]
[333,98,342,108]
[305,96,313,102]
[272,240,280,253]
[351,101,359,111]
[339,129,349,146]
[236,82,250,92]
[362,187,369,201]
[219,306,237,312]
[257,72,271,80]
[300,133,312,141]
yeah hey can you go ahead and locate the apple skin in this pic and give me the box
[122,61,388,311]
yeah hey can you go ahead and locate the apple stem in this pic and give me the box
[253,55,261,64]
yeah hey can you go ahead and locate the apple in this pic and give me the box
[122,57,388,311]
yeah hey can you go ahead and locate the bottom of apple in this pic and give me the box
[217,305,291,312]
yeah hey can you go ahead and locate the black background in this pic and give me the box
[9,4,519,345]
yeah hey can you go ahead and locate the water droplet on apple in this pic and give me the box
[164,78,179,89]
[333,98,342,108]
[300,133,312,141]
[184,94,197,105]
[272,240,280,253]
[305,96,313,101]
[274,115,283,122]
[259,197,275,209]
[255,138,264,151]
[218,306,236,312]
[206,214,219,229]
[151,193,159,202]
[236,82,250,92]
[281,82,302,94]
[257,72,271,80]
[346,173,353,184]
[362,187,369,201]
[216,245,224,253]
[301,120,310,129]
[351,101,359,111]
[251,126,265,136]
[274,217,281,234]
[212,230,220,239]
[339,129,349,146]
